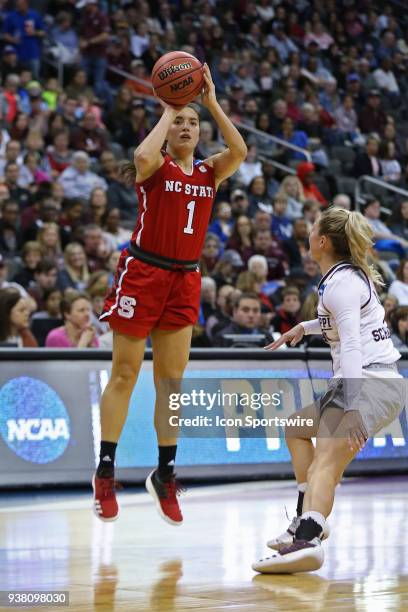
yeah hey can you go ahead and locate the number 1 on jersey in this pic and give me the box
[183,200,195,235]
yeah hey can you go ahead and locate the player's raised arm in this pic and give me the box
[134,103,178,183]
[200,64,248,188]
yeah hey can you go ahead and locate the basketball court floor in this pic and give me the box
[1,476,407,611]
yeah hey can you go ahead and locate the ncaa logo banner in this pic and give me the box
[0,376,71,464]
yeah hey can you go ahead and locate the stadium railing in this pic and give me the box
[355,175,408,213]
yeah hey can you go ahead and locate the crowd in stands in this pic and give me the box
[1,0,408,349]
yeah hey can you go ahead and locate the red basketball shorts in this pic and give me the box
[100,249,201,338]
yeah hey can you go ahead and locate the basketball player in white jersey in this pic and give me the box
[252,206,405,573]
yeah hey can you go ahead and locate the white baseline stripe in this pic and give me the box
[100,255,134,320]
[135,185,147,247]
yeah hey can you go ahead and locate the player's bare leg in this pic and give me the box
[146,325,193,525]
[267,403,328,550]
[93,332,146,521]
[254,408,357,573]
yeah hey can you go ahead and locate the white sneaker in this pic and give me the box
[252,537,324,574]
[267,516,330,550]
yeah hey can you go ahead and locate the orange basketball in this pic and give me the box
[152,51,204,108]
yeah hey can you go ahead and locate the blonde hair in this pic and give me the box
[63,242,90,283]
[37,222,61,254]
[318,206,383,285]
[277,175,305,202]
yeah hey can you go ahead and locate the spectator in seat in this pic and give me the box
[272,286,302,339]
[59,242,90,291]
[31,287,62,320]
[65,69,94,103]
[104,86,132,137]
[212,250,243,289]
[106,159,138,223]
[248,175,273,216]
[0,74,21,126]
[49,11,79,67]
[244,228,287,280]
[278,116,308,162]
[37,222,63,267]
[390,306,408,349]
[82,223,111,272]
[124,60,152,99]
[205,284,235,342]
[85,270,110,336]
[197,121,223,158]
[230,189,250,218]
[30,286,63,346]
[358,90,387,135]
[332,194,351,210]
[46,129,73,177]
[276,176,305,220]
[78,0,111,105]
[102,207,132,251]
[0,46,21,82]
[226,215,253,259]
[3,0,45,79]
[200,233,221,276]
[213,292,266,347]
[283,218,310,268]
[362,198,408,256]
[200,276,217,323]
[71,111,108,160]
[0,287,37,347]
[28,257,59,310]
[4,162,30,209]
[354,133,382,178]
[296,162,327,206]
[389,260,408,306]
[236,270,274,312]
[58,151,107,200]
[271,195,293,241]
[45,291,99,348]
[117,99,151,150]
[0,198,22,256]
[86,187,108,227]
[390,200,408,242]
[208,201,233,246]
[12,240,42,288]
[379,141,401,183]
[381,294,398,329]
[237,145,263,186]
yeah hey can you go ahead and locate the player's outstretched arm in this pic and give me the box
[264,323,306,350]
[201,64,248,189]
[134,103,178,182]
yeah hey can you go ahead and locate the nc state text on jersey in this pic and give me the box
[165,180,214,198]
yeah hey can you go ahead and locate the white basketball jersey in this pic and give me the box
[316,262,400,377]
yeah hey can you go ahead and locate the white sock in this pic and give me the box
[297,482,307,493]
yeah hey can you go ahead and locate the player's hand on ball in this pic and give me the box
[153,91,180,114]
[200,64,217,109]
[264,323,305,350]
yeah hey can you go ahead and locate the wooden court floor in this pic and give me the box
[0,476,407,611]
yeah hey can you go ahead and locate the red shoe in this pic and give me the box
[92,474,120,522]
[145,470,184,526]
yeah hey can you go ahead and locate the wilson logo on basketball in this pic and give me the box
[158,62,193,81]
[171,76,194,91]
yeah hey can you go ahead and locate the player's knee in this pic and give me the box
[111,362,138,391]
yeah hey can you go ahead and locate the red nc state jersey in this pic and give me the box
[132,154,216,260]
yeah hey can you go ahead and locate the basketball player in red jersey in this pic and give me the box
[93,65,247,524]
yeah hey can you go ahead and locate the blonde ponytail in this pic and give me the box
[319,207,384,286]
